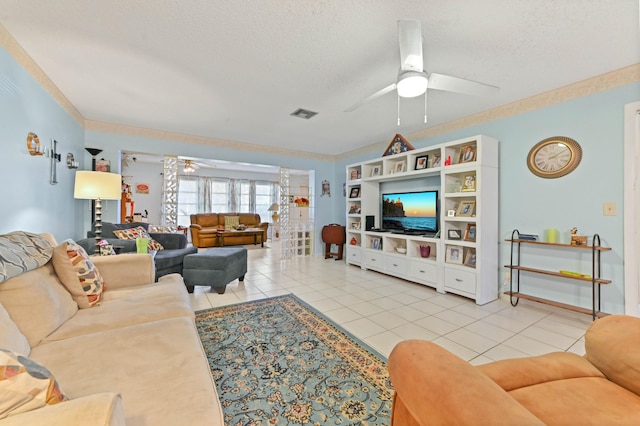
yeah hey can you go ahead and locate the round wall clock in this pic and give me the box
[527,136,582,178]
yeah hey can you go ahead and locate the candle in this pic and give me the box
[546,229,558,243]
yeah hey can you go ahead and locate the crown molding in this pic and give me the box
[0,23,84,126]
[85,120,337,162]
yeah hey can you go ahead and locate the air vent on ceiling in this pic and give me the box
[290,108,318,120]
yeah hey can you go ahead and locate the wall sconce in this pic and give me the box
[66,153,79,169]
[26,132,45,156]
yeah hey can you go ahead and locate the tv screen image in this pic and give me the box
[382,190,438,234]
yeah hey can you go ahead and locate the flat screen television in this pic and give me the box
[381,190,439,235]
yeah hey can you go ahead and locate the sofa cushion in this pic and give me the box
[43,275,193,342]
[112,226,164,251]
[0,302,30,356]
[30,317,224,426]
[0,231,53,283]
[52,240,105,309]
[96,222,149,239]
[0,264,78,347]
[0,348,67,419]
[224,215,240,230]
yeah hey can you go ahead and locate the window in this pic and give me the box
[178,177,277,223]
[177,178,197,227]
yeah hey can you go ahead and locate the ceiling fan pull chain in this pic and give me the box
[424,91,428,124]
[397,94,401,126]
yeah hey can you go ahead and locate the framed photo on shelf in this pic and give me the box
[351,222,361,230]
[458,144,477,163]
[456,200,476,217]
[462,174,476,192]
[431,154,442,168]
[415,155,428,170]
[447,229,462,240]
[445,245,463,264]
[372,238,381,250]
[464,248,477,268]
[371,166,381,177]
[350,170,359,180]
[395,162,406,173]
[447,209,456,217]
[349,187,360,198]
[463,224,477,242]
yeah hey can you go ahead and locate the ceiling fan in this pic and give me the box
[345,20,499,113]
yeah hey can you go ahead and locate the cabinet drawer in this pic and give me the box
[364,251,384,270]
[444,268,476,294]
[385,256,407,275]
[347,247,361,264]
[408,261,438,284]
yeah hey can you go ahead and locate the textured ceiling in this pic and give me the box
[1,1,638,155]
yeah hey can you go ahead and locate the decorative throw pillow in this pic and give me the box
[52,240,105,309]
[0,349,67,419]
[0,231,53,283]
[224,216,240,230]
[112,226,164,251]
[0,303,30,356]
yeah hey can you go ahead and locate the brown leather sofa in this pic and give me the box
[189,213,269,248]
[388,314,640,425]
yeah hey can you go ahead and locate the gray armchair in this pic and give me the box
[78,222,197,280]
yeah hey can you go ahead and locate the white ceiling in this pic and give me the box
[1,1,638,155]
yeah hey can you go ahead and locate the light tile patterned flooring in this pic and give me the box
[188,245,592,364]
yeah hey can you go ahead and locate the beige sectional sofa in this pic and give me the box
[0,233,223,425]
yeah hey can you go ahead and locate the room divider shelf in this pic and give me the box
[505,230,611,320]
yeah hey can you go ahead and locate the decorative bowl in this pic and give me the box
[396,247,407,254]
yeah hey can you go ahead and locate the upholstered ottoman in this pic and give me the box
[182,247,247,294]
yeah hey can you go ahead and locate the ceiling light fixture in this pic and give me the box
[184,160,195,173]
[396,71,428,98]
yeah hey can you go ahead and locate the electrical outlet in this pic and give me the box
[603,202,617,216]
[505,271,511,281]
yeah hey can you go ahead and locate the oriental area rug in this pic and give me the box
[195,294,394,425]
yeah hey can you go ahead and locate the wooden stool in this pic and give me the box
[322,224,346,260]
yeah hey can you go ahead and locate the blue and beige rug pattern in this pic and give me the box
[196,294,393,425]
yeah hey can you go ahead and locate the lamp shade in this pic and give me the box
[74,171,121,200]
[268,203,279,212]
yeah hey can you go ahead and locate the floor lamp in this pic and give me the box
[74,171,122,253]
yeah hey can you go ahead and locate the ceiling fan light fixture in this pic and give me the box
[396,71,428,98]
[184,160,195,173]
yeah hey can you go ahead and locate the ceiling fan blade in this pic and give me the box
[428,73,500,96]
[398,20,423,72]
[344,83,397,112]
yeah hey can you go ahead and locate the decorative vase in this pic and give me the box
[419,245,431,258]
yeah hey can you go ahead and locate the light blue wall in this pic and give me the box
[0,48,85,242]
[337,83,640,314]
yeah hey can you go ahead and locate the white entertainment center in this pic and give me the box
[345,135,499,305]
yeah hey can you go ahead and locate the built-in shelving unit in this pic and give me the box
[505,231,611,320]
[346,135,499,304]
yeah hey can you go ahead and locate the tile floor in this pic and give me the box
[188,244,592,364]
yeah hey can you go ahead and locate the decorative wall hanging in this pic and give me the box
[66,153,79,169]
[49,139,61,185]
[26,132,44,155]
[321,180,331,197]
[135,183,150,194]
[382,134,414,157]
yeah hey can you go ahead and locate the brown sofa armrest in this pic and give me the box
[388,340,544,425]
[190,224,203,230]
[477,352,605,392]
[91,253,155,288]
